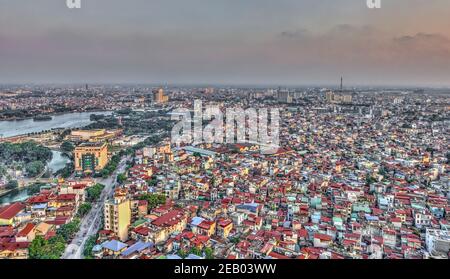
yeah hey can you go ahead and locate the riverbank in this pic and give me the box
[0,188,12,198]
[0,182,46,205]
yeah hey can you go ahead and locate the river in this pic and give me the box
[0,111,112,138]
[48,150,71,174]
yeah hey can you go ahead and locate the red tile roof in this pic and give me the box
[56,194,77,201]
[0,241,29,251]
[314,233,333,242]
[0,202,25,220]
[16,223,35,237]
[152,210,184,227]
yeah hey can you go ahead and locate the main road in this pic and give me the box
[62,157,129,259]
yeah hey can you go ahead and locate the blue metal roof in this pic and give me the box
[101,239,128,252]
[31,203,47,210]
[120,241,153,257]
[182,146,217,157]
[191,216,205,226]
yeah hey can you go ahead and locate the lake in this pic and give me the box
[0,111,112,138]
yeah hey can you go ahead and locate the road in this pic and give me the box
[62,157,129,259]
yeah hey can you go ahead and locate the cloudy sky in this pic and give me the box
[1,0,450,86]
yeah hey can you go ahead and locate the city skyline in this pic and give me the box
[1,0,450,86]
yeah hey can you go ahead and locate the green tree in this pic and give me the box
[61,141,75,153]
[190,247,202,256]
[138,193,166,210]
[77,203,92,217]
[86,183,105,202]
[29,235,47,259]
[146,177,158,187]
[25,161,45,177]
[230,237,240,244]
[57,218,81,242]
[116,173,127,184]
[177,249,188,259]
[83,235,98,258]
[29,235,66,259]
[204,247,214,259]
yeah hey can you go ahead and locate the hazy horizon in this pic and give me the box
[1,0,450,86]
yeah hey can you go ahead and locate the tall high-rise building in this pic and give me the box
[153,88,169,104]
[104,195,131,242]
[277,90,292,103]
[326,77,353,104]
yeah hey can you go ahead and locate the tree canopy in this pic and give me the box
[86,183,105,202]
[137,193,166,210]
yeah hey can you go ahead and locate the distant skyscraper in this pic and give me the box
[153,88,169,104]
[326,77,353,104]
[277,90,292,103]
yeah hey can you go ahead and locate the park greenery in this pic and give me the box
[85,109,175,137]
[0,141,53,178]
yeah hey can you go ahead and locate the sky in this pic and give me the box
[0,0,450,86]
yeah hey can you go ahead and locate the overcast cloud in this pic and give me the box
[1,0,450,86]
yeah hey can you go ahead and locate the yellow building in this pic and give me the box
[0,243,29,259]
[0,202,25,226]
[104,196,131,242]
[74,142,109,174]
[217,219,233,239]
[71,129,106,141]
